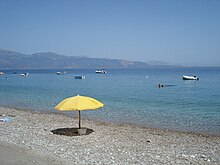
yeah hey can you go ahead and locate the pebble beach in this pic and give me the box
[0,106,219,165]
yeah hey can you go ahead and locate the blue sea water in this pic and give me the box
[0,68,220,135]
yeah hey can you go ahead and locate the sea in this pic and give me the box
[0,67,220,135]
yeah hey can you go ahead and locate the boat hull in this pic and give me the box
[75,75,85,79]
[95,70,106,74]
[182,75,199,80]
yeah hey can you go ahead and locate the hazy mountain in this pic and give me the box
[0,49,175,69]
[147,60,171,65]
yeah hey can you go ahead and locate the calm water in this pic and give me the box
[0,68,220,135]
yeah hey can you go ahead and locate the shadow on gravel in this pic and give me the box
[51,127,94,136]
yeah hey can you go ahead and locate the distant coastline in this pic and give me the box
[0,48,182,69]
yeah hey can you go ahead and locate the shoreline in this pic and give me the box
[1,106,220,164]
[2,105,220,137]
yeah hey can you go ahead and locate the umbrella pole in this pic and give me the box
[78,110,81,129]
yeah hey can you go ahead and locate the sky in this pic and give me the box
[0,0,220,66]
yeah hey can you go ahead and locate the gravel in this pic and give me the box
[0,107,219,165]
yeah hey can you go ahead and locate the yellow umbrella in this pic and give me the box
[55,95,104,128]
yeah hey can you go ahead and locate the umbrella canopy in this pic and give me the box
[55,95,104,111]
[55,95,104,128]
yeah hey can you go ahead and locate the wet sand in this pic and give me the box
[0,107,219,164]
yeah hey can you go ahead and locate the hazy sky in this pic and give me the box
[0,0,220,66]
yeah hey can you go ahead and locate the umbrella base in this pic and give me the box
[77,128,88,135]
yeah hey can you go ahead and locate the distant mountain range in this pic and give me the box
[0,49,177,69]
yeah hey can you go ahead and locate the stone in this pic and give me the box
[200,155,206,158]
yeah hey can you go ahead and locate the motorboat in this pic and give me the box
[75,75,85,79]
[95,69,106,74]
[21,73,29,77]
[182,75,199,80]
[56,71,66,75]
[0,72,4,75]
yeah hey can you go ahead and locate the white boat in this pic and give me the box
[182,75,199,80]
[0,72,4,75]
[95,69,106,74]
[21,73,29,77]
[56,71,66,75]
[75,75,85,79]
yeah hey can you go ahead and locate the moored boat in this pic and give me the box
[75,75,85,79]
[182,75,199,80]
[21,73,29,77]
[95,69,106,74]
[56,71,67,75]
